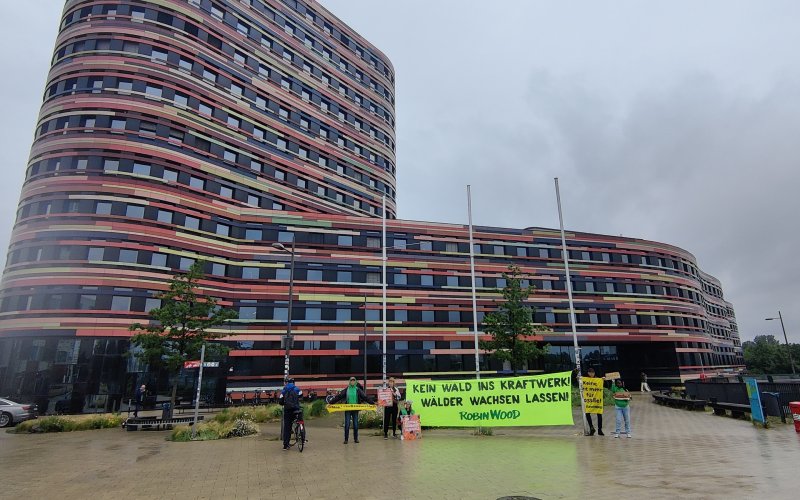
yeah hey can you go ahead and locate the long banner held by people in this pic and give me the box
[406,372,573,427]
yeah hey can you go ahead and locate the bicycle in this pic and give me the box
[287,410,306,452]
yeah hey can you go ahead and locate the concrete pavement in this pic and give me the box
[1,398,798,499]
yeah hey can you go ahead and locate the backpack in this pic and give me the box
[283,387,300,409]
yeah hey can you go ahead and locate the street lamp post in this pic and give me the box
[272,238,296,383]
[766,311,796,375]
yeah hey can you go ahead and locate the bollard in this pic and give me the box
[790,402,800,433]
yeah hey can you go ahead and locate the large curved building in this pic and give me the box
[0,0,741,412]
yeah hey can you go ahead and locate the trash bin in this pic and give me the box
[161,402,172,420]
[790,402,800,433]
[761,392,785,423]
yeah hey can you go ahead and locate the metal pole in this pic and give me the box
[778,311,796,375]
[283,237,296,383]
[467,185,481,380]
[363,297,368,388]
[554,178,589,435]
[191,344,206,439]
[382,194,387,386]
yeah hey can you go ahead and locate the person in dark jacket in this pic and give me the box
[383,377,402,439]
[329,376,373,444]
[134,384,146,417]
[279,378,303,450]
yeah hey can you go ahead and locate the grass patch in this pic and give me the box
[170,418,257,441]
[10,413,124,434]
[473,426,494,436]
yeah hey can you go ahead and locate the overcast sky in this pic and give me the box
[1,1,798,342]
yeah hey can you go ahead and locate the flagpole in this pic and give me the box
[382,194,387,387]
[554,178,589,435]
[467,185,480,380]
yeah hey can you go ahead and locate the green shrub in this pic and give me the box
[473,426,493,436]
[214,406,273,424]
[309,399,327,417]
[357,408,383,428]
[170,418,257,441]
[11,414,124,434]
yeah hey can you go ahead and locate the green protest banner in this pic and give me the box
[407,372,573,427]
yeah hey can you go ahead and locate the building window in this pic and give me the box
[366,272,380,284]
[126,205,145,218]
[151,253,167,267]
[336,309,351,321]
[337,271,352,282]
[242,267,259,279]
[111,296,131,311]
[307,270,323,281]
[179,257,195,270]
[119,249,138,263]
[184,216,200,230]
[211,263,226,276]
[338,235,352,246]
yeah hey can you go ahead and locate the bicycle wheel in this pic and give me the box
[288,421,298,447]
[296,423,305,452]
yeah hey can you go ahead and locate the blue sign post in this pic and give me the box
[744,377,766,426]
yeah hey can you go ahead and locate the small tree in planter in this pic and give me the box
[480,265,549,375]
[130,260,237,410]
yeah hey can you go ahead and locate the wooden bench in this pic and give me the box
[652,392,707,411]
[709,401,751,419]
[123,415,204,431]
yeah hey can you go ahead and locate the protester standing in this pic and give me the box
[611,379,632,438]
[383,377,402,439]
[583,368,604,436]
[329,377,373,444]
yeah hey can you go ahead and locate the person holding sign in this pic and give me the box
[381,377,402,439]
[583,368,604,436]
[399,400,420,440]
[611,379,632,438]
[328,377,373,444]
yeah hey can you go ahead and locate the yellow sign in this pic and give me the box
[326,404,375,413]
[406,372,573,427]
[582,377,604,414]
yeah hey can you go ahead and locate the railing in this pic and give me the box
[686,378,800,415]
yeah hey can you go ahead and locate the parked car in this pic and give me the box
[0,398,38,427]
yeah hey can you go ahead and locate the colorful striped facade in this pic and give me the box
[0,0,741,411]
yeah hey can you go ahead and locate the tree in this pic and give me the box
[130,261,237,408]
[480,265,549,374]
[743,334,797,374]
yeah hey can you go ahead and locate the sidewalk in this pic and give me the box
[1,398,798,499]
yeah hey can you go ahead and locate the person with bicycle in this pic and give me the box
[329,376,373,444]
[279,378,303,451]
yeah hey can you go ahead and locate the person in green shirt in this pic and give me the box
[611,379,632,438]
[330,377,372,444]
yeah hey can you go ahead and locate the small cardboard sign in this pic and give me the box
[401,414,421,440]
[377,388,394,407]
[604,371,621,381]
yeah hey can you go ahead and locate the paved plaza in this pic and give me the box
[1,399,798,500]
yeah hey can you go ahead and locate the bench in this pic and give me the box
[652,392,707,411]
[175,403,212,414]
[123,415,204,431]
[709,401,751,419]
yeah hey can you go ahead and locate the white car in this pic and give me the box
[0,398,38,427]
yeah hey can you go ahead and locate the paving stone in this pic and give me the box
[0,399,798,499]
